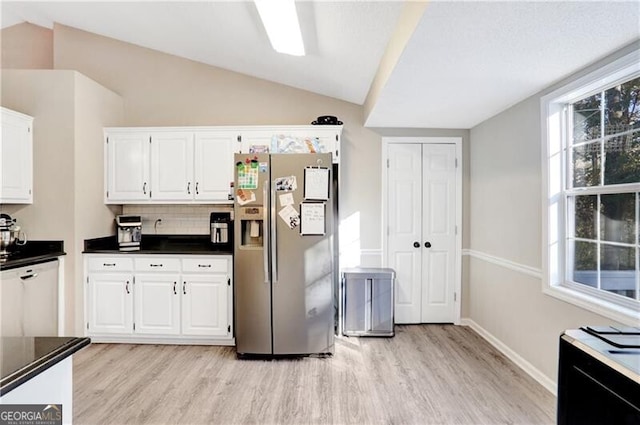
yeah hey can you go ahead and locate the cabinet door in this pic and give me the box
[88,273,133,334]
[1,108,33,203]
[1,270,23,336]
[150,132,194,201]
[181,274,229,337]
[134,273,181,335]
[105,132,151,202]
[193,131,235,202]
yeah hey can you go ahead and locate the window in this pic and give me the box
[542,48,640,324]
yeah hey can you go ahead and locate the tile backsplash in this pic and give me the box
[122,205,232,235]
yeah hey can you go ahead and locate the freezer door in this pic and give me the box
[270,153,335,355]
[234,153,272,355]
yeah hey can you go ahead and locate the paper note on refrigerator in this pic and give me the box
[279,193,294,207]
[278,205,300,229]
[300,202,325,235]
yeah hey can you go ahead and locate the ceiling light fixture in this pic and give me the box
[254,0,305,56]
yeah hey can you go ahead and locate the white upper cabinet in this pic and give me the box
[150,131,194,201]
[104,125,342,204]
[105,131,151,202]
[194,131,236,202]
[1,107,33,204]
[238,126,342,163]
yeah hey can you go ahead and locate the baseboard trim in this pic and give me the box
[463,249,542,280]
[460,318,557,396]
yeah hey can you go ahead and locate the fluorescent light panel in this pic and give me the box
[254,0,305,56]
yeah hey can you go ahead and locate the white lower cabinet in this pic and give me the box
[85,254,233,345]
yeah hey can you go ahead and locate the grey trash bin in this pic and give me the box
[341,267,395,337]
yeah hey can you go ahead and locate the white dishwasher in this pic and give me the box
[1,259,59,336]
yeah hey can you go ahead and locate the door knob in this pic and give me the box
[413,242,420,248]
[425,242,432,248]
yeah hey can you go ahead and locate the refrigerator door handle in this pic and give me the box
[263,182,270,284]
[271,181,278,283]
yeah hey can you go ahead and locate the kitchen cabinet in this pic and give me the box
[86,257,134,335]
[181,257,231,337]
[105,131,150,202]
[1,260,59,336]
[84,254,233,345]
[238,126,341,163]
[1,107,33,204]
[104,128,236,204]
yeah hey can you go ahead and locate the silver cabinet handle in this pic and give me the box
[195,182,199,195]
[143,182,147,195]
[198,264,211,268]
[103,263,116,267]
[150,264,163,268]
[20,272,38,280]
[187,182,191,194]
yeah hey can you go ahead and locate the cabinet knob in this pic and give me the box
[413,242,420,248]
[425,242,432,248]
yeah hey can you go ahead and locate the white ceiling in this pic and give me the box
[2,1,639,129]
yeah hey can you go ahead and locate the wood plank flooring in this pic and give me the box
[73,325,555,424]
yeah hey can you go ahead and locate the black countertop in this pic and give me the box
[84,234,232,255]
[0,336,91,396]
[0,240,65,271]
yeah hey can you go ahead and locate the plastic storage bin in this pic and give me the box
[341,267,395,337]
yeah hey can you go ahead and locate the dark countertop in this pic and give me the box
[0,240,65,271]
[0,336,91,396]
[84,234,232,255]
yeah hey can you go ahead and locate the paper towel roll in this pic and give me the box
[250,220,260,237]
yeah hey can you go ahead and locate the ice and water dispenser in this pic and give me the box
[237,206,264,248]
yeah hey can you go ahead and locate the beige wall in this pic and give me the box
[52,24,384,254]
[466,43,640,386]
[1,69,123,334]
[1,23,53,69]
[73,72,124,333]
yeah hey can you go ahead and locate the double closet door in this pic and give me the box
[387,142,459,324]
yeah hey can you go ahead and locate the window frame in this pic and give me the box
[541,48,640,325]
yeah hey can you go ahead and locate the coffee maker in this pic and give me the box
[116,215,142,251]
[210,212,232,251]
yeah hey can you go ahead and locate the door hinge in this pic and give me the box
[106,137,108,144]
[86,276,89,284]
[455,158,458,168]
[455,225,458,235]
[386,158,390,168]
[227,325,231,333]
[149,136,152,144]
[227,277,231,286]
[106,190,109,198]
[454,292,457,302]
[335,134,338,141]
[86,322,89,330]
[133,323,136,331]
[237,135,242,143]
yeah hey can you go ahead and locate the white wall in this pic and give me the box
[467,43,639,390]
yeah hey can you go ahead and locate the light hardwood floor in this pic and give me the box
[73,325,556,425]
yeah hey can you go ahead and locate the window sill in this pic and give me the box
[543,285,639,326]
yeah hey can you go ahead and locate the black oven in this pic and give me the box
[558,328,640,425]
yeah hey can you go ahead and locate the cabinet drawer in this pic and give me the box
[87,257,133,271]
[182,257,228,273]
[134,257,181,272]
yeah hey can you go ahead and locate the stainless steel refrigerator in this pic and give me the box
[233,153,335,357]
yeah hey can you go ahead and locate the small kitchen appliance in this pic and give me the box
[116,215,142,251]
[0,213,27,259]
[210,212,232,250]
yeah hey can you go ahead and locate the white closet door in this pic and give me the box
[387,144,423,323]
[387,143,458,324]
[421,144,457,322]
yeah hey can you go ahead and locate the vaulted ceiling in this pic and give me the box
[2,1,639,129]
